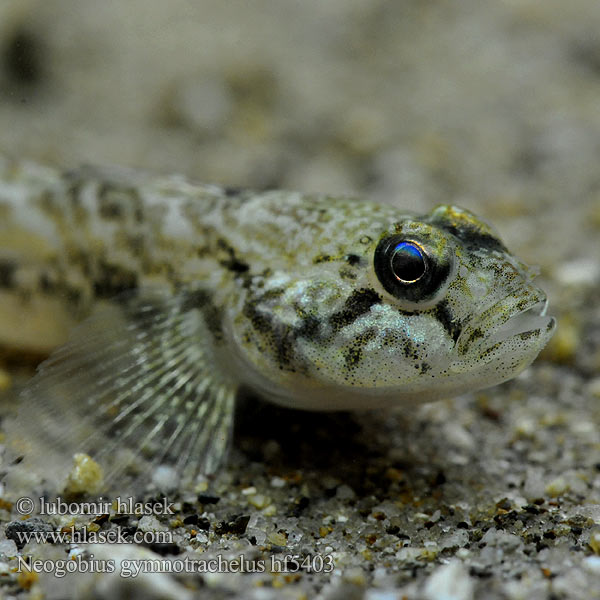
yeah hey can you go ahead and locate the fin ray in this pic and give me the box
[6,287,237,495]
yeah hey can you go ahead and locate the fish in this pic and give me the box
[0,155,556,492]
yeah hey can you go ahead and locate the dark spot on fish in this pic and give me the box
[37,268,85,309]
[442,224,506,253]
[345,254,361,266]
[478,342,502,359]
[0,260,16,289]
[329,288,382,332]
[515,297,531,312]
[66,181,82,207]
[343,328,377,372]
[243,299,295,370]
[339,266,357,281]
[420,362,431,374]
[313,254,332,264]
[461,326,484,353]
[125,234,145,254]
[243,291,319,372]
[432,301,462,344]
[93,261,138,298]
[294,315,321,340]
[403,339,418,360]
[223,187,243,197]
[179,288,224,340]
[257,287,285,302]
[66,248,92,278]
[221,258,250,273]
[98,184,124,219]
[517,330,539,341]
[359,236,372,245]
[37,190,62,218]
[429,211,507,254]
[217,238,250,274]
[3,28,43,86]
[99,184,145,223]
[64,287,82,307]
[344,345,363,370]
[39,272,54,293]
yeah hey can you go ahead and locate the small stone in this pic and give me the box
[545,476,570,498]
[152,466,178,490]
[423,560,473,600]
[197,494,220,505]
[5,517,53,550]
[336,484,356,500]
[248,494,270,509]
[443,423,475,450]
[267,531,287,547]
[0,538,17,558]
[319,526,333,538]
[138,515,167,533]
[215,514,250,536]
[343,567,367,586]
[63,453,104,496]
[582,556,600,574]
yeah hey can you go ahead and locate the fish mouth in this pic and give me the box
[483,298,555,349]
[458,294,556,355]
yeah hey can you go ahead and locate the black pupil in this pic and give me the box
[390,242,426,282]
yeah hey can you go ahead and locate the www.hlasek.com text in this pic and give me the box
[13,526,173,546]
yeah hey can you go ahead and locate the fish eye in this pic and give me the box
[374,234,453,305]
[390,241,427,283]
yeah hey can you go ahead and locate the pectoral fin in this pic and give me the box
[5,287,236,494]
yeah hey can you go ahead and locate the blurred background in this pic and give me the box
[0,0,599,363]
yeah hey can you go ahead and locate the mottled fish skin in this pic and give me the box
[0,156,556,405]
[0,155,555,488]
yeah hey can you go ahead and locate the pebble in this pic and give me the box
[0,539,17,558]
[63,453,104,496]
[423,561,474,600]
[137,515,167,533]
[336,485,356,500]
[582,556,600,574]
[545,476,570,498]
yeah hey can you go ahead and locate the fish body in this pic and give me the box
[0,156,555,489]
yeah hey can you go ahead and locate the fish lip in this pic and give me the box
[482,298,555,349]
[457,295,555,354]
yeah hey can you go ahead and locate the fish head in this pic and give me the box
[227,202,556,409]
